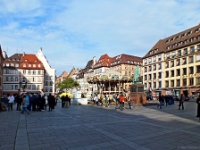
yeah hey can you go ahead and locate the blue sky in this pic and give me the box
[0,0,200,76]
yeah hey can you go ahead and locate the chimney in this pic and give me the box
[93,56,96,65]
[40,47,42,51]
[23,52,25,56]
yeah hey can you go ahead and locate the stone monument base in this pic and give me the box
[129,84,146,106]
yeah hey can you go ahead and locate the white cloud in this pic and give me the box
[0,0,200,75]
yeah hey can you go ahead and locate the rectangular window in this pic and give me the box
[159,81,161,88]
[189,56,194,63]
[144,75,147,80]
[148,58,152,63]
[177,69,180,76]
[23,70,26,74]
[32,85,36,90]
[178,50,182,56]
[189,78,194,86]
[27,85,31,90]
[171,80,174,87]
[171,70,174,77]
[197,44,200,51]
[189,67,194,74]
[23,63,26,67]
[158,55,161,61]
[166,71,169,78]
[197,65,200,73]
[153,73,156,79]
[196,55,200,62]
[153,56,156,62]
[145,67,147,72]
[184,48,188,54]
[10,85,13,90]
[158,72,162,78]
[15,85,18,90]
[149,66,152,71]
[182,58,187,65]
[177,79,180,86]
[183,79,187,86]
[28,64,31,67]
[197,77,200,85]
[28,70,31,75]
[183,68,187,75]
[190,46,195,53]
[15,64,19,67]
[165,81,169,87]
[149,74,151,80]
[38,64,41,67]
[153,82,156,88]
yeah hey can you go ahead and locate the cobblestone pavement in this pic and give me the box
[0,100,200,150]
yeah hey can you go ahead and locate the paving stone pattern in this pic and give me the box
[0,101,200,150]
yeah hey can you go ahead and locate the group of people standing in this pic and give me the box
[0,92,57,114]
[61,95,71,108]
[157,94,175,109]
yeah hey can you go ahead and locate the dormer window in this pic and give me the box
[23,63,26,67]
[25,60,27,62]
[29,64,31,67]
[33,64,36,67]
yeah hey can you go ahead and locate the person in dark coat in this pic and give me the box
[48,93,55,111]
[178,92,185,110]
[61,95,65,108]
[36,95,42,111]
[196,94,200,118]
[157,93,164,109]
[16,94,22,111]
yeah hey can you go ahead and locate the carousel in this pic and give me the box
[87,70,133,95]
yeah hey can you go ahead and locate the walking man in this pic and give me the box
[178,92,185,110]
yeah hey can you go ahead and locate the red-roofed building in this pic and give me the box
[93,54,112,74]
[19,53,45,93]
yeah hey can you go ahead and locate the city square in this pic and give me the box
[0,100,199,150]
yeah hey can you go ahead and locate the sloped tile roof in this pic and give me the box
[111,54,142,66]
[143,24,200,58]
[93,54,112,69]
[20,54,44,69]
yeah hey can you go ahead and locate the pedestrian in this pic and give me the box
[1,95,8,111]
[16,94,22,111]
[178,92,185,110]
[104,94,109,107]
[48,93,55,111]
[21,95,30,114]
[157,93,164,109]
[8,93,15,111]
[127,95,134,109]
[196,94,200,118]
[119,93,125,108]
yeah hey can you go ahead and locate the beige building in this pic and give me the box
[143,24,200,98]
